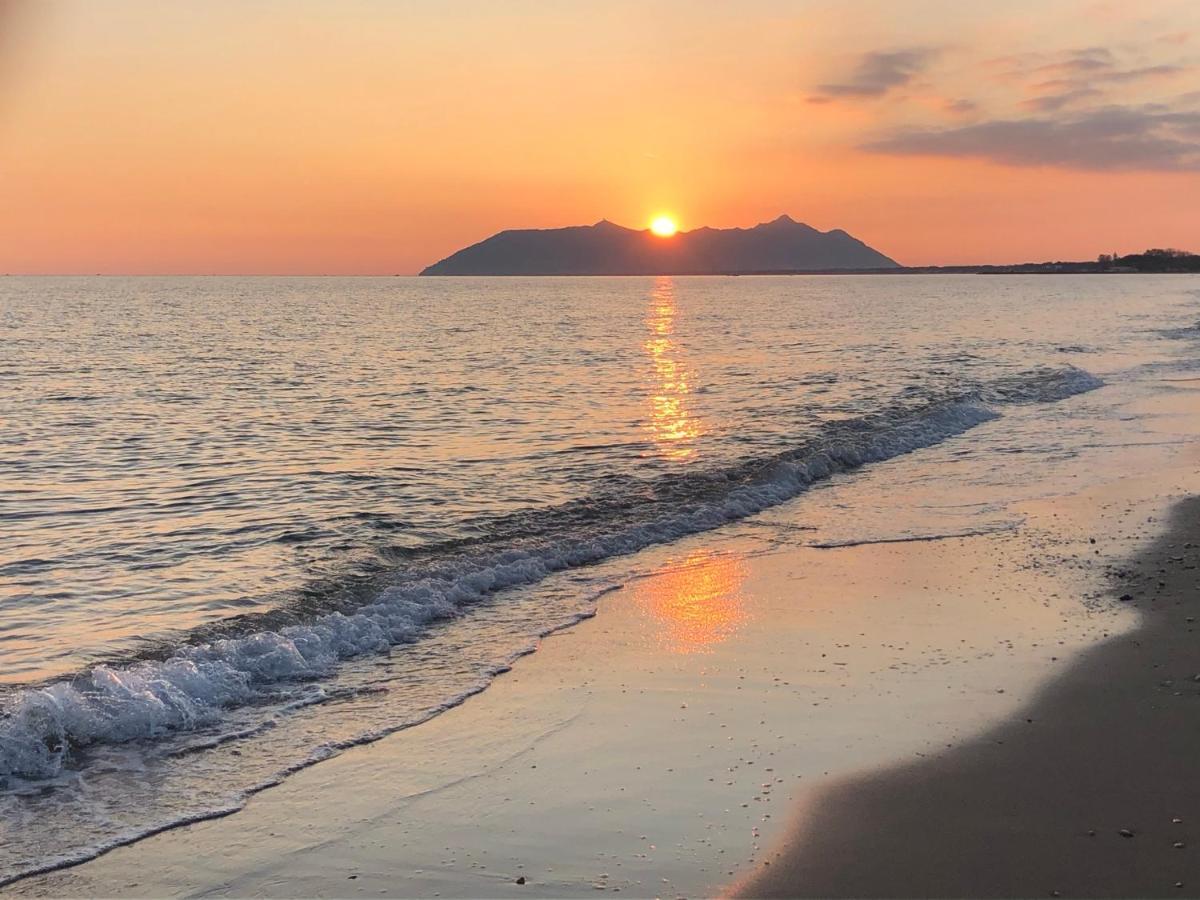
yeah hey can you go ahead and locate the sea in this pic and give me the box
[1,273,1198,883]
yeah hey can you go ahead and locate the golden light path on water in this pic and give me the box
[643,276,704,461]
[638,279,746,653]
[634,548,748,655]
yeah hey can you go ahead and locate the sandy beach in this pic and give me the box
[737,490,1200,898]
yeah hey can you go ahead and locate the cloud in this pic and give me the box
[1099,64,1186,83]
[993,46,1186,95]
[1034,64,1185,92]
[1168,110,1200,138]
[1020,60,1190,113]
[813,49,935,99]
[1032,48,1115,78]
[942,98,978,116]
[815,38,1197,173]
[1023,87,1104,112]
[863,105,1200,171]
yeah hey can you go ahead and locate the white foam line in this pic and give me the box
[0,602,608,888]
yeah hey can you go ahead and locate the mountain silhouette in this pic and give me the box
[420,216,899,275]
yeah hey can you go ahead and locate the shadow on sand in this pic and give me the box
[736,496,1200,898]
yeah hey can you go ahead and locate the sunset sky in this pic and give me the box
[0,0,1197,274]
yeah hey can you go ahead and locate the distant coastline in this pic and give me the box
[773,248,1200,276]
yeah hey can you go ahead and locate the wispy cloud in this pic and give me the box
[1031,48,1115,78]
[1033,63,1185,94]
[820,35,1200,172]
[942,98,978,116]
[1023,87,1105,113]
[1019,52,1190,113]
[812,48,936,100]
[864,105,1200,171]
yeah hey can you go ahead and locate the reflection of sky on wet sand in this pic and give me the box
[643,276,703,461]
[634,548,747,654]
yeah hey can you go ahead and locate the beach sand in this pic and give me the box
[735,490,1200,899]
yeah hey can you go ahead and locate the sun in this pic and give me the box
[650,215,678,237]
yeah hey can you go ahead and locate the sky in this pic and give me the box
[0,0,1197,274]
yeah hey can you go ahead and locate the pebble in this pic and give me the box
[1119,829,1135,838]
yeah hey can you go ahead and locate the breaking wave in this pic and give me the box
[0,366,1103,781]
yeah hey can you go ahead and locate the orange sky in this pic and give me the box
[0,0,1197,273]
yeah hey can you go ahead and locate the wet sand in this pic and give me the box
[737,495,1200,899]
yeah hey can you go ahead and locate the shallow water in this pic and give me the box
[1,273,1198,882]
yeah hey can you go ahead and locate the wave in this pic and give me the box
[0,366,1103,781]
[1161,321,1200,340]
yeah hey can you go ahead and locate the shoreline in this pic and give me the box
[6,370,1199,897]
[736,494,1200,898]
[3,464,1158,898]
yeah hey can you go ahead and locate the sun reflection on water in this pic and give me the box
[643,276,704,461]
[635,548,748,654]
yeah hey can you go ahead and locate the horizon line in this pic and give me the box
[0,268,1183,278]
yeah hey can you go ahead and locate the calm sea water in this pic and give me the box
[1,274,1198,881]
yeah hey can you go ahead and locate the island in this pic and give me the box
[419,216,900,276]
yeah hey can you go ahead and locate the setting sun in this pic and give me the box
[650,216,679,237]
